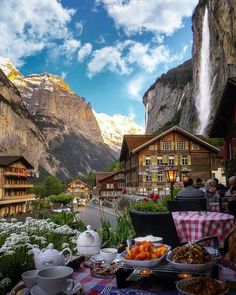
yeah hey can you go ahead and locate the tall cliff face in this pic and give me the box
[144,0,236,135]
[192,0,236,133]
[0,58,115,177]
[0,69,59,175]
[143,59,196,134]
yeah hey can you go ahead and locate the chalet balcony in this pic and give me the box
[3,183,33,188]
[4,171,30,177]
[0,194,35,204]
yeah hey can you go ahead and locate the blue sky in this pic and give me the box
[0,0,198,125]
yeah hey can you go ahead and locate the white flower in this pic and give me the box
[0,277,11,287]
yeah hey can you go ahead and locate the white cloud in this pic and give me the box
[0,0,75,65]
[75,21,84,36]
[55,38,81,60]
[96,0,197,35]
[87,45,131,78]
[95,35,107,44]
[127,75,146,101]
[87,40,187,78]
[78,43,93,62]
[61,72,67,79]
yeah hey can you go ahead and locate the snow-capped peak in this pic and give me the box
[94,111,144,153]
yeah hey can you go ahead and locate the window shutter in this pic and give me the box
[151,155,157,165]
[185,141,188,150]
[171,142,175,150]
[179,155,183,165]
[143,175,146,182]
[152,173,157,182]
[187,155,191,165]
[163,154,168,163]
[174,155,179,165]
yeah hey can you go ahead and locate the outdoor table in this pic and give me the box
[172,211,234,247]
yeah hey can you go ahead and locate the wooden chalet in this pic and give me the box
[120,126,221,195]
[95,170,125,201]
[0,156,35,216]
[67,178,89,197]
[209,78,236,161]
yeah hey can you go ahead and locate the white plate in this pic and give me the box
[134,236,163,243]
[31,282,81,295]
[121,244,171,268]
[166,251,214,272]
[90,253,121,263]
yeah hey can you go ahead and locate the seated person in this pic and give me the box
[195,177,204,189]
[221,185,236,212]
[225,176,236,196]
[213,177,227,197]
[176,178,205,199]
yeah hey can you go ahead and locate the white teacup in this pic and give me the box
[100,248,118,263]
[22,269,38,289]
[37,266,79,295]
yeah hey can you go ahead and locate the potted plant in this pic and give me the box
[129,195,180,247]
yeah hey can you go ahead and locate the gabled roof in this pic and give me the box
[120,135,154,161]
[68,178,88,187]
[209,78,236,137]
[132,125,220,154]
[96,172,114,186]
[98,170,125,182]
[0,156,34,169]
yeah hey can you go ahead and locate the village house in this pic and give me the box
[120,126,221,195]
[95,170,125,201]
[0,156,35,216]
[67,178,90,197]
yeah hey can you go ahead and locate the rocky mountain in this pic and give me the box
[0,58,115,177]
[0,68,59,175]
[94,111,144,155]
[143,59,195,134]
[192,0,236,134]
[144,0,236,135]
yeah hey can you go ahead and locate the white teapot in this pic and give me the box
[77,225,101,256]
[32,243,72,270]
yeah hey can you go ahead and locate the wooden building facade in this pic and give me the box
[0,156,35,216]
[120,126,221,195]
[67,179,89,197]
[96,171,125,201]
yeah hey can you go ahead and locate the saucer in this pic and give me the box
[31,282,81,295]
[90,253,121,264]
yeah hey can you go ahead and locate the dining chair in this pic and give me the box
[167,198,207,212]
[129,211,218,249]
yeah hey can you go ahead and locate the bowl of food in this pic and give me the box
[166,243,213,272]
[176,277,229,295]
[134,235,163,244]
[121,241,170,268]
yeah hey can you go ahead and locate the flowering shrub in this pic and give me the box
[130,195,168,212]
[0,217,79,294]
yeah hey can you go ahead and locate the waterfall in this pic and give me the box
[196,7,211,135]
[145,102,149,132]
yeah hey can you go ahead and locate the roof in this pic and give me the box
[209,78,236,137]
[68,178,88,187]
[95,172,114,186]
[0,156,34,169]
[119,135,154,161]
[132,125,220,154]
[98,170,125,182]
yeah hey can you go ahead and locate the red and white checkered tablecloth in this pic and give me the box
[73,263,117,294]
[172,211,234,247]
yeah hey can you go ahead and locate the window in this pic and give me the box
[191,143,200,150]
[145,156,151,166]
[157,172,163,182]
[176,142,186,150]
[106,183,114,189]
[146,174,152,182]
[182,156,188,165]
[149,144,158,151]
[161,141,172,150]
[168,156,174,166]
[118,182,125,188]
[157,156,163,166]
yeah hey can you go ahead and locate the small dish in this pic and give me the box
[31,282,81,295]
[134,235,163,244]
